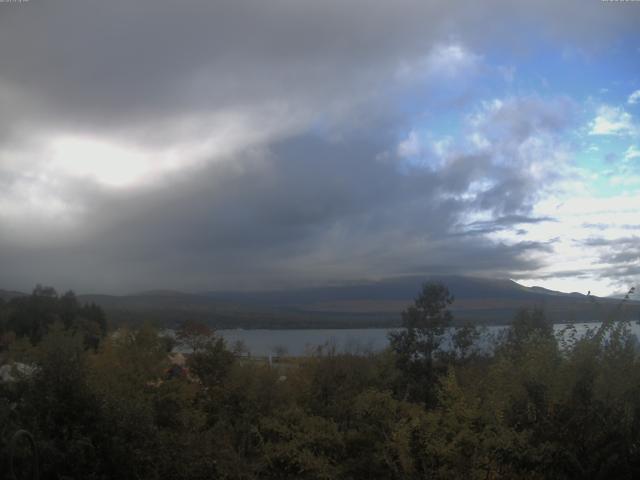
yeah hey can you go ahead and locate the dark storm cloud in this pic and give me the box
[0,116,566,293]
[0,0,638,292]
[0,0,635,138]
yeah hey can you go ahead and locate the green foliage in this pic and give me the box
[0,286,108,350]
[3,283,640,479]
[413,369,494,479]
[16,323,101,479]
[389,282,454,405]
[342,389,420,479]
[502,307,554,355]
[187,335,235,388]
[259,407,343,479]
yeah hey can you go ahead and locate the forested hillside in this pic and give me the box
[7,276,637,330]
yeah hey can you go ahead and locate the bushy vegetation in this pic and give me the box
[1,284,640,479]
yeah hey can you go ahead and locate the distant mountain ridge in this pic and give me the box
[199,275,598,307]
[0,289,27,301]
[198,275,632,325]
[2,276,638,328]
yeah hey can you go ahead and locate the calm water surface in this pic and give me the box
[211,322,640,357]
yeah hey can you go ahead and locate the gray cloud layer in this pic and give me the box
[0,0,638,293]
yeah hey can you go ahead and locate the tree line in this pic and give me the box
[1,283,640,479]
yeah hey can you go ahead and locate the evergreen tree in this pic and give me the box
[389,282,454,406]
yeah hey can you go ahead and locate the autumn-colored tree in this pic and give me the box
[176,319,214,353]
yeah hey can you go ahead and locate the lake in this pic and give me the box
[210,322,640,357]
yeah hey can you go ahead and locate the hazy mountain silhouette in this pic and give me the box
[0,289,27,301]
[3,277,638,328]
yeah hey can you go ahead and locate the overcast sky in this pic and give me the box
[0,0,639,295]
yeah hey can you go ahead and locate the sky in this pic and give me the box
[0,0,639,296]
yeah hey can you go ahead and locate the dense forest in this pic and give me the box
[1,283,640,479]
